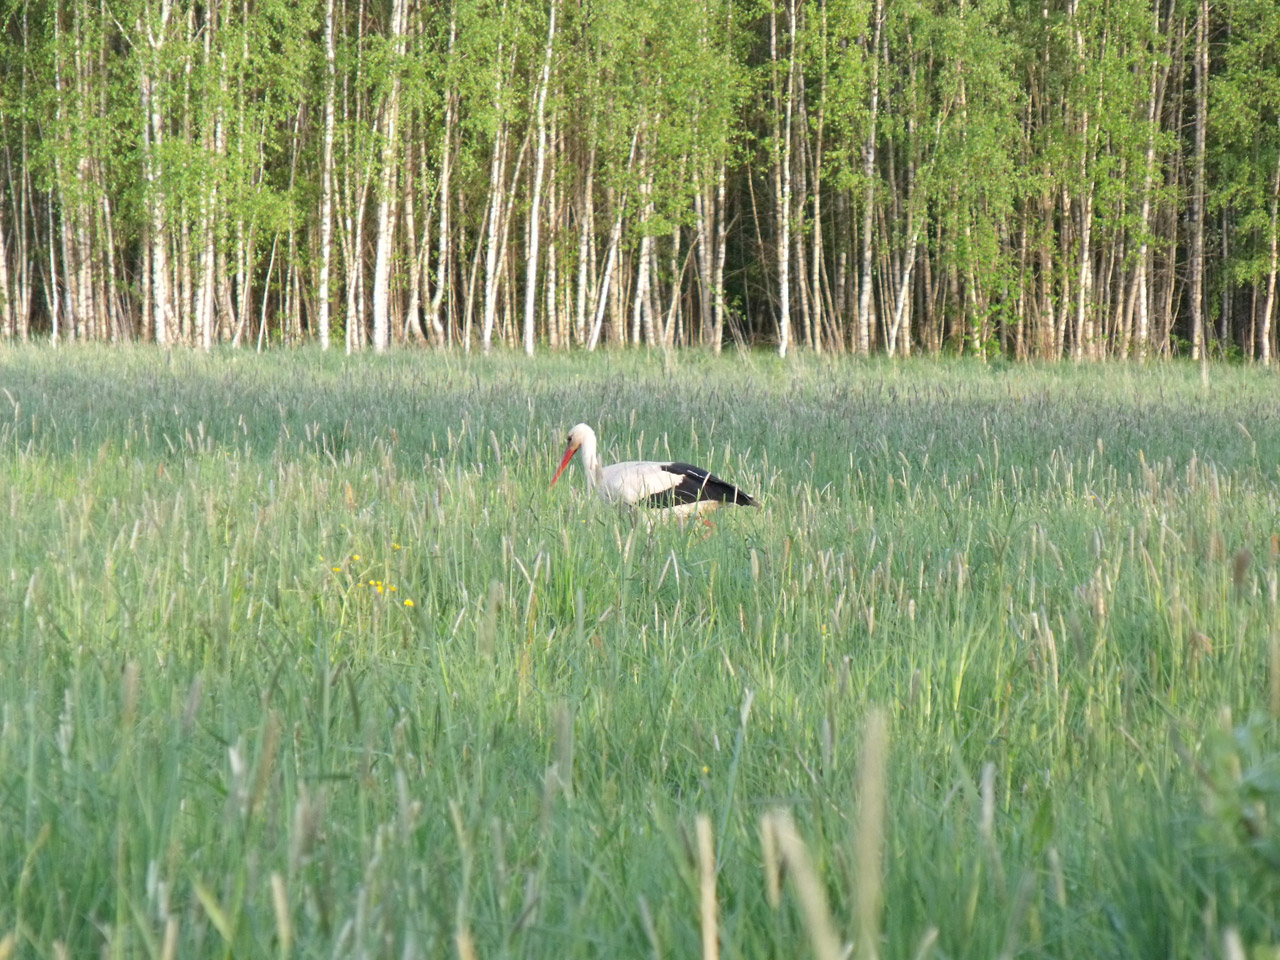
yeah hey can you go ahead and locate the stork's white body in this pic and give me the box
[595,460,712,515]
[551,423,756,518]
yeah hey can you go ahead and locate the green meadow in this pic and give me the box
[2,347,1279,958]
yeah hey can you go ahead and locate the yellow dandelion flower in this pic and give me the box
[352,554,361,561]
[403,599,414,607]
[389,585,397,592]
[392,543,402,550]
[332,566,342,573]
[376,584,384,594]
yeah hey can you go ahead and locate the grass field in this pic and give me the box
[2,346,1279,959]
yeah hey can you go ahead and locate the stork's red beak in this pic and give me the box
[550,442,579,486]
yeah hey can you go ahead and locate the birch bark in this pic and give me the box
[317,0,337,350]
[1260,145,1280,366]
[857,0,884,355]
[429,8,458,346]
[1189,0,1208,362]
[522,0,556,355]
[139,0,174,346]
[1132,1,1169,360]
[371,0,407,353]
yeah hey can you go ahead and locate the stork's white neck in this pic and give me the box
[576,425,604,492]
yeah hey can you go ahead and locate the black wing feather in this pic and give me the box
[644,462,756,508]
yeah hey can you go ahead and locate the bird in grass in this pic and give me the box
[550,422,757,519]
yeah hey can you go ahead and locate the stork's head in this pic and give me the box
[565,423,593,450]
[550,423,593,486]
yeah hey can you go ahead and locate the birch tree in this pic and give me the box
[770,0,796,357]
[136,0,174,345]
[317,0,338,350]
[370,0,408,353]
[0,0,1277,359]
[855,0,883,356]
[522,0,556,355]
[1188,0,1207,362]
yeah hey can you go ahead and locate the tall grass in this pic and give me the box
[1,345,1279,957]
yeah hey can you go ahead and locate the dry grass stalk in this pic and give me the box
[911,926,939,960]
[762,811,843,960]
[638,895,662,960]
[697,815,718,960]
[271,872,293,956]
[455,929,479,960]
[855,708,889,960]
[159,917,178,960]
[760,815,782,908]
[1223,928,1246,960]
[1271,626,1280,717]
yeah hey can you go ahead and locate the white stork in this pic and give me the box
[550,423,757,518]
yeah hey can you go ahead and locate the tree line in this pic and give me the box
[1,0,1278,359]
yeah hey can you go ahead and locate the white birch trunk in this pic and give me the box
[1068,0,1095,361]
[588,215,625,351]
[481,117,508,352]
[887,218,920,358]
[857,0,884,355]
[230,0,252,348]
[809,107,825,353]
[793,84,811,350]
[586,130,638,350]
[151,0,173,346]
[479,12,511,354]
[177,7,195,344]
[712,160,728,351]
[522,0,557,355]
[73,6,95,339]
[631,148,655,345]
[139,11,171,347]
[0,168,12,337]
[1074,181,1093,360]
[11,58,34,341]
[461,192,483,350]
[694,179,712,346]
[197,205,215,349]
[663,224,681,347]
[402,138,431,345]
[429,9,457,346]
[1260,146,1280,367]
[1132,4,1167,360]
[194,3,216,350]
[428,98,453,344]
[888,93,937,359]
[574,144,596,346]
[632,228,652,345]
[493,130,530,344]
[318,0,337,350]
[52,4,77,341]
[1190,0,1208,363]
[345,203,366,354]
[774,0,795,358]
[46,198,60,344]
[545,117,561,348]
[370,0,407,353]
[834,191,848,328]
